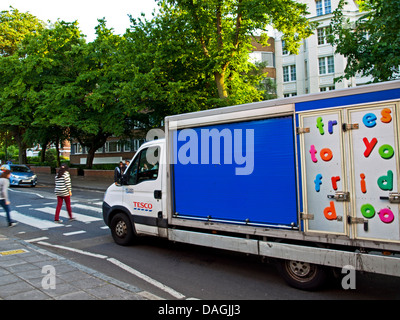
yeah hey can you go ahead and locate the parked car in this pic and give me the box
[0,164,37,187]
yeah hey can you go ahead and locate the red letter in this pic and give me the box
[362,137,377,157]
[331,176,340,190]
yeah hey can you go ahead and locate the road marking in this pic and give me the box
[35,207,101,223]
[63,230,86,236]
[35,239,186,300]
[100,226,109,229]
[107,257,186,300]
[16,204,32,208]
[25,237,49,243]
[0,210,63,230]
[37,241,108,259]
[9,189,44,198]
[0,249,28,256]
[71,203,102,213]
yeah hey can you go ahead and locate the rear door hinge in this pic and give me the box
[300,213,314,220]
[342,123,359,131]
[296,127,310,134]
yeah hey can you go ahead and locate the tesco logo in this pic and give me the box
[133,201,153,210]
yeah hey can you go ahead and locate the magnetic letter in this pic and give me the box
[360,173,367,193]
[331,176,340,190]
[309,145,318,163]
[381,108,392,123]
[362,137,377,157]
[314,174,323,192]
[328,120,337,134]
[378,144,394,159]
[360,203,375,218]
[320,148,333,161]
[379,208,394,224]
[323,201,337,220]
[316,117,325,135]
[362,113,377,128]
[377,170,393,191]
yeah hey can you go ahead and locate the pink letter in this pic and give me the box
[309,145,318,163]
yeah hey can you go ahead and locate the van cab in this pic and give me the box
[102,139,167,245]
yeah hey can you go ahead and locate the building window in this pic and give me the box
[320,86,335,92]
[282,40,288,55]
[317,27,329,45]
[283,65,296,82]
[316,0,331,16]
[106,141,120,153]
[284,92,297,98]
[319,56,334,74]
[261,52,275,67]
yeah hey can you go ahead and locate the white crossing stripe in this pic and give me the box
[71,203,102,213]
[26,237,49,243]
[0,211,63,230]
[16,204,32,208]
[35,207,102,223]
[63,230,87,236]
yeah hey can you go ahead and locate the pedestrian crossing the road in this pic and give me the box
[0,201,104,230]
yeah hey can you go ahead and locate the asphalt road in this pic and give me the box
[1,183,400,300]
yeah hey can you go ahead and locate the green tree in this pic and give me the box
[328,0,400,82]
[157,0,316,102]
[0,7,44,163]
[0,6,44,56]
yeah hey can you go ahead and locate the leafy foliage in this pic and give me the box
[328,0,400,82]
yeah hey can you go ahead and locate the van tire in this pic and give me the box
[277,259,327,290]
[110,213,135,246]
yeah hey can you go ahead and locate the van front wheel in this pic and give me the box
[110,213,135,246]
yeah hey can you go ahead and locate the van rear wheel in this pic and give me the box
[110,213,135,246]
[277,259,327,290]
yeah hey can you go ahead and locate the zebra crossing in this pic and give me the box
[0,200,105,231]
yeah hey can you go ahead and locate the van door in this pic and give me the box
[123,144,162,236]
[298,110,348,235]
[347,103,400,242]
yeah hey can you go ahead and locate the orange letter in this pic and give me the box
[360,173,366,193]
[323,201,337,220]
[320,148,333,161]
[381,108,392,123]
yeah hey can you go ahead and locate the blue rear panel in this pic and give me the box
[172,116,298,228]
[296,88,400,112]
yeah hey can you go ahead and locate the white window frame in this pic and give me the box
[318,56,334,75]
[283,65,296,82]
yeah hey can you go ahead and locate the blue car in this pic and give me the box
[1,164,38,187]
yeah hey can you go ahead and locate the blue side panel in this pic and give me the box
[173,116,298,228]
[296,88,400,112]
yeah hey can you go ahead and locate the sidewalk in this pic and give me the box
[0,234,156,300]
[36,172,112,192]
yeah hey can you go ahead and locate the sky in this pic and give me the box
[0,0,159,42]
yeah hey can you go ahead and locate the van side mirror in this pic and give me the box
[121,173,128,185]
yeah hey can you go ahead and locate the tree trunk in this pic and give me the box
[214,71,228,99]
[40,142,47,163]
[86,147,96,169]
